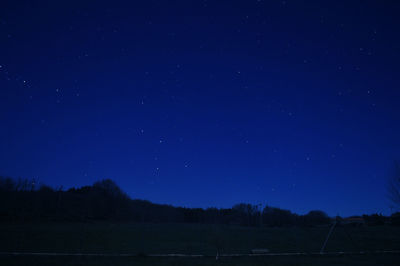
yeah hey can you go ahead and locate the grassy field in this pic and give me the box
[1,254,400,266]
[1,222,399,265]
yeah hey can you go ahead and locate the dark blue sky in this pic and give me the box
[1,1,399,216]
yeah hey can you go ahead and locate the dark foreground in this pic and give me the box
[1,222,399,265]
[1,254,400,266]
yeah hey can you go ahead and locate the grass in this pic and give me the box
[0,222,399,265]
[1,254,400,266]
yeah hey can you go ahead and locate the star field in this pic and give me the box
[1,0,400,216]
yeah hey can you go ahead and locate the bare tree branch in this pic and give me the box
[388,161,400,208]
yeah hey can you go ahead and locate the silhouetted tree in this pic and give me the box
[390,212,400,226]
[0,176,16,191]
[0,176,341,226]
[262,206,297,227]
[362,213,386,226]
[303,210,331,226]
[232,203,260,226]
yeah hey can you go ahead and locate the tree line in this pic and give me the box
[0,176,397,226]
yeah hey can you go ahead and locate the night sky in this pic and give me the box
[1,1,400,217]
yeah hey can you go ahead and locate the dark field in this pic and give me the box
[1,222,399,265]
[1,254,400,266]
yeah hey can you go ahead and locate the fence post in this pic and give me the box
[320,221,336,254]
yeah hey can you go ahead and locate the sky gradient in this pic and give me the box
[1,0,400,217]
